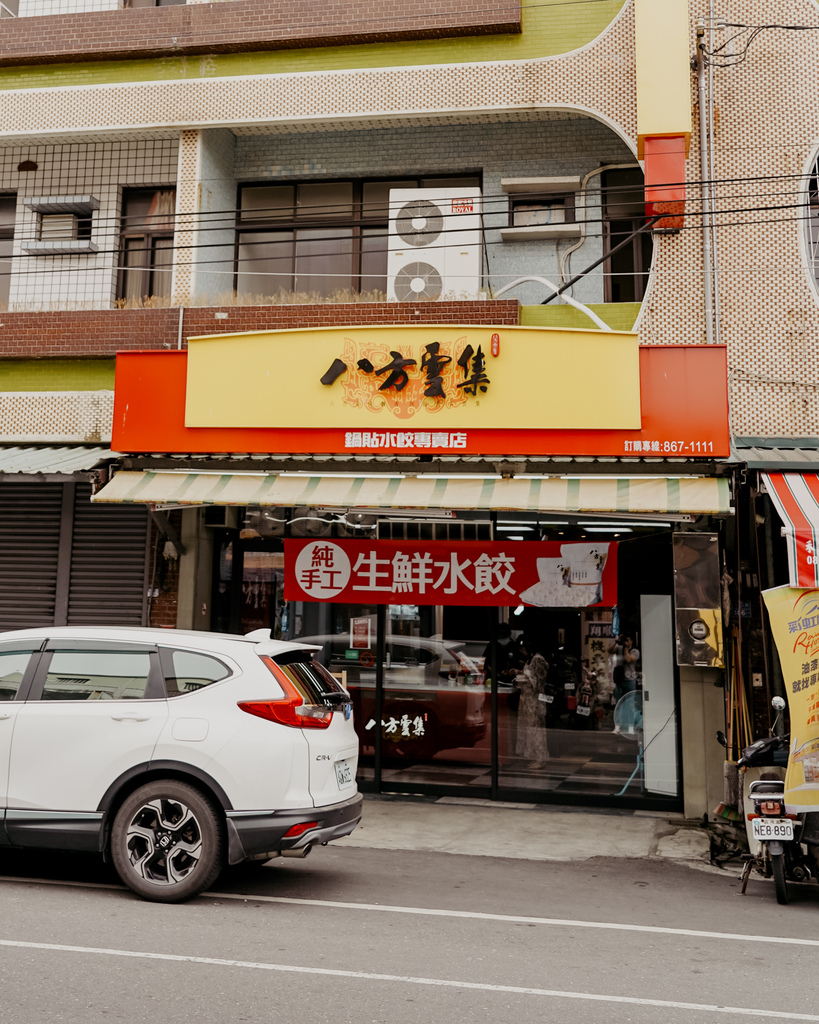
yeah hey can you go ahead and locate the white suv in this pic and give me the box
[0,627,362,902]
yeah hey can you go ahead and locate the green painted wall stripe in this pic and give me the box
[0,359,115,392]
[519,304,641,332]
[566,477,581,512]
[616,478,630,511]
[0,2,626,92]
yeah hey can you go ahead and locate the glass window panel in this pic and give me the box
[294,227,353,298]
[165,650,230,698]
[297,182,353,219]
[121,236,149,305]
[240,186,295,222]
[604,169,645,220]
[362,180,416,220]
[151,237,174,300]
[42,649,152,701]
[361,226,387,296]
[0,648,35,701]
[0,237,12,308]
[0,196,16,231]
[237,230,295,300]
[122,189,176,232]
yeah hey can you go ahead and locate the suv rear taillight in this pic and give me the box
[238,656,334,729]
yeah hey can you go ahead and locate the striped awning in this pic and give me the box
[93,471,732,516]
[762,472,819,587]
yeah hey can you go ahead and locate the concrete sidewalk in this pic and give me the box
[336,794,714,865]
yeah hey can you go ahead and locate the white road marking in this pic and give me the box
[2,874,819,950]
[0,937,815,1020]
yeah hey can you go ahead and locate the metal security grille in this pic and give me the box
[67,484,149,626]
[377,520,493,541]
[0,483,63,630]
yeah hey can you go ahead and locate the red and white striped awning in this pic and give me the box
[762,472,819,587]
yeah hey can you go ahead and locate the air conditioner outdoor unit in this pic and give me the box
[387,188,482,301]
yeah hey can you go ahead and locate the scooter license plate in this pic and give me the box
[751,818,794,841]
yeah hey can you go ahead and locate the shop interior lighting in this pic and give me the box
[576,520,671,526]
[584,527,634,533]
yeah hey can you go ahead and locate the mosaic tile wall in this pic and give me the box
[234,116,634,307]
[17,0,118,16]
[654,0,819,437]
[0,138,178,309]
[0,0,816,437]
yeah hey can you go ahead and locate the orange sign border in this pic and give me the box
[112,344,730,458]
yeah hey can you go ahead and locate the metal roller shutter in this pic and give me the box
[0,483,63,630]
[66,484,150,627]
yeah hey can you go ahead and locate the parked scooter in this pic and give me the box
[725,697,819,904]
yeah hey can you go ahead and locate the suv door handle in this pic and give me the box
[111,713,151,722]
[0,712,12,720]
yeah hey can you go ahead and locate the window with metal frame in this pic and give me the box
[40,646,154,701]
[0,195,15,308]
[601,169,653,303]
[0,647,37,701]
[159,648,231,698]
[117,188,176,306]
[236,176,480,302]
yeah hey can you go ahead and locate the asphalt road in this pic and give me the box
[1,844,818,1024]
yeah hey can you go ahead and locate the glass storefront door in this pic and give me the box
[290,601,492,792]
[212,528,682,810]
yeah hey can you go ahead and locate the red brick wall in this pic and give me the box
[0,301,520,358]
[0,0,521,66]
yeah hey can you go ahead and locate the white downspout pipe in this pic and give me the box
[494,276,613,331]
[697,19,715,345]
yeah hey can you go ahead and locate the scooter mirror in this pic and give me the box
[772,696,786,711]
[716,730,727,748]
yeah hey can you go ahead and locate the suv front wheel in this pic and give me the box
[111,779,224,903]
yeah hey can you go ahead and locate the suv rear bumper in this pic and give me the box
[225,791,363,864]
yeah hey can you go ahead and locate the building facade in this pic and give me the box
[1,0,817,819]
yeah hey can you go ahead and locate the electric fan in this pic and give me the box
[612,691,643,796]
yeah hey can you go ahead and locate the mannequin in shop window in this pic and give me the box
[515,643,551,769]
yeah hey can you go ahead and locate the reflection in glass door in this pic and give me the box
[376,604,491,791]
[290,601,492,793]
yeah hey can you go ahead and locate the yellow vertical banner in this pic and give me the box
[762,585,819,809]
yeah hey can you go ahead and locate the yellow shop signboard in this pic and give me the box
[763,585,819,809]
[184,324,641,431]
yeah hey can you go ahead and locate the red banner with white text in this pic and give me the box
[284,539,617,607]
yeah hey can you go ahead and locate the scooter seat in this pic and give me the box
[749,780,785,797]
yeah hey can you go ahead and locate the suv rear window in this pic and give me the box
[272,656,349,707]
[161,649,231,697]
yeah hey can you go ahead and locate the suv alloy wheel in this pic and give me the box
[111,779,223,902]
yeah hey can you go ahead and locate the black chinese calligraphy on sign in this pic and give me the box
[457,344,490,395]
[376,351,417,392]
[421,341,452,399]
